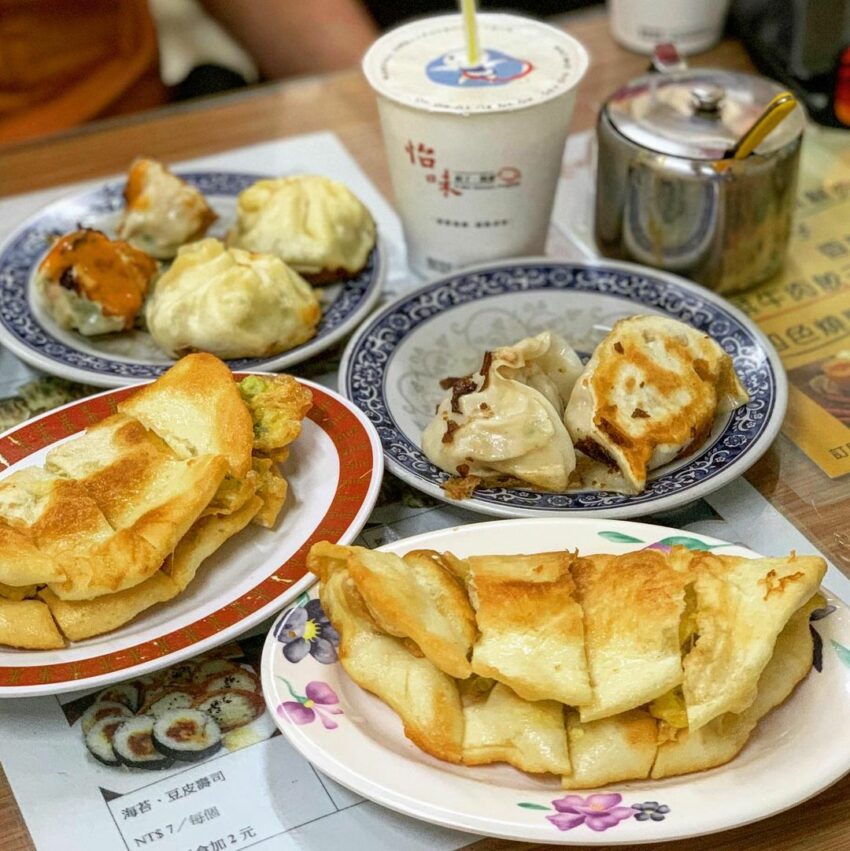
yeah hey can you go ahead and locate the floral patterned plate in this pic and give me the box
[261,518,850,845]
[0,375,383,698]
[0,172,385,387]
[340,258,786,519]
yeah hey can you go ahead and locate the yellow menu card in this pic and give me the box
[730,126,850,478]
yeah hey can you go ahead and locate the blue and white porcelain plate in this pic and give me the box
[340,258,787,519]
[0,171,385,387]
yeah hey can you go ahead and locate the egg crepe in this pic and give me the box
[0,467,169,601]
[653,594,820,779]
[562,709,658,789]
[319,566,465,763]
[166,495,264,591]
[462,681,571,775]
[0,598,65,649]
[682,552,825,730]
[39,571,180,642]
[465,552,592,706]
[345,548,477,680]
[43,415,228,599]
[118,353,254,479]
[564,315,750,493]
[573,549,690,721]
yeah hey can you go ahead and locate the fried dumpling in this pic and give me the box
[36,229,157,336]
[422,332,581,491]
[117,157,217,259]
[145,239,321,360]
[227,175,376,282]
[562,709,658,789]
[564,315,749,493]
[572,548,691,721]
[465,552,592,706]
[681,552,825,730]
[237,374,313,457]
[319,567,464,763]
[462,681,571,775]
[652,594,819,779]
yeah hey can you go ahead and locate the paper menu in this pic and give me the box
[727,126,850,479]
[0,628,468,851]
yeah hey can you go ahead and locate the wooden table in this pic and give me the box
[0,9,848,851]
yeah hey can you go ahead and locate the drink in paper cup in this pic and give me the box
[363,14,589,277]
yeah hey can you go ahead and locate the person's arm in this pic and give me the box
[199,0,379,79]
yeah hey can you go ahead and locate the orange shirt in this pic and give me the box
[0,0,168,145]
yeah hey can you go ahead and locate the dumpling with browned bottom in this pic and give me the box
[564,315,749,494]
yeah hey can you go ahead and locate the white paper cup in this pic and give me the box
[363,14,589,277]
[608,0,732,56]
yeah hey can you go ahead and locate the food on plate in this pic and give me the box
[117,157,217,259]
[0,353,312,648]
[35,229,158,336]
[145,238,321,359]
[227,175,376,282]
[308,541,825,787]
[422,332,583,494]
[423,316,750,497]
[565,315,750,493]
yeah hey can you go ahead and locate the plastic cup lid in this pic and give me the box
[362,13,589,115]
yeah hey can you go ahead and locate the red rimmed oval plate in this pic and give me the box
[0,376,383,697]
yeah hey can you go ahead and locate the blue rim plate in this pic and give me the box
[340,258,787,519]
[0,171,385,387]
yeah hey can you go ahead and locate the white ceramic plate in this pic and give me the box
[340,258,787,519]
[0,171,385,387]
[261,518,850,845]
[0,377,383,698]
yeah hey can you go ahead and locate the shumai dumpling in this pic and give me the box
[421,332,582,492]
[145,239,321,359]
[564,315,749,493]
[117,158,217,259]
[227,175,376,282]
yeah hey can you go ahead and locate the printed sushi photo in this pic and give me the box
[62,634,277,778]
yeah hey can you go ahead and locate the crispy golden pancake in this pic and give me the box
[682,552,825,730]
[466,552,592,706]
[0,582,37,601]
[238,374,313,456]
[306,541,352,583]
[562,709,658,789]
[653,595,819,779]
[343,548,476,680]
[43,415,228,599]
[0,598,65,649]
[573,549,690,721]
[462,681,570,774]
[166,496,263,590]
[319,567,464,764]
[565,315,749,493]
[249,456,288,528]
[39,571,180,642]
[118,353,254,478]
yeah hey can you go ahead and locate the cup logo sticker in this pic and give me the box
[425,49,534,87]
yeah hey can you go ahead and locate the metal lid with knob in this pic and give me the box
[604,69,806,160]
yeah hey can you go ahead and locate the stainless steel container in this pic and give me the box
[595,68,806,294]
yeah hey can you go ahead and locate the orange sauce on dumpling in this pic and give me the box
[39,230,156,328]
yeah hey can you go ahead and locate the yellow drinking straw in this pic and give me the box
[460,0,481,66]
